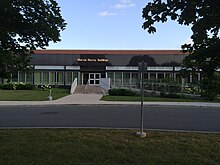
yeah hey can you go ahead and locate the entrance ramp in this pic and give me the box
[74,85,107,94]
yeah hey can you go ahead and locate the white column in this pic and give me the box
[48,72,52,85]
[77,72,80,85]
[129,72,132,87]
[25,72,27,83]
[174,73,176,81]
[41,72,43,85]
[190,74,193,83]
[18,71,20,82]
[121,72,123,86]
[82,73,84,85]
[148,73,150,79]
[198,73,201,81]
[113,72,115,86]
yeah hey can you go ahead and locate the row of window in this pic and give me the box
[11,71,78,85]
[8,71,200,87]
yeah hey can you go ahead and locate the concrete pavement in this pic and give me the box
[0,93,220,107]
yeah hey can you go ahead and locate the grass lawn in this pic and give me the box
[0,88,70,101]
[0,129,219,165]
[101,95,206,102]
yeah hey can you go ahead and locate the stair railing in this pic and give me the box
[70,78,77,94]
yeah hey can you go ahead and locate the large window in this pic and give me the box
[19,72,26,83]
[107,72,114,86]
[158,73,164,79]
[131,72,139,85]
[43,72,49,85]
[123,72,130,86]
[150,73,156,79]
[34,72,41,85]
[50,72,56,84]
[115,72,122,86]
[26,72,33,84]
[66,72,72,85]
[57,72,64,85]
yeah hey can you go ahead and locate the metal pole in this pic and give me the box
[141,69,144,134]
[137,60,146,138]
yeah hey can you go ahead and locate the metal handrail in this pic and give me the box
[70,78,77,94]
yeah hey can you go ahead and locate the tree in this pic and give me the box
[161,61,181,66]
[142,0,220,100]
[0,0,66,81]
[0,50,31,83]
[128,55,157,66]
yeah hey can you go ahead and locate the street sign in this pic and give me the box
[138,62,148,72]
[136,61,147,138]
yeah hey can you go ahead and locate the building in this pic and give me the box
[10,49,199,88]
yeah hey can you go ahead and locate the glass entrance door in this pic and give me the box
[89,73,100,85]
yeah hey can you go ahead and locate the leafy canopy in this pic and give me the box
[142,0,220,100]
[0,0,66,79]
[142,0,219,44]
[142,0,220,68]
[0,0,66,51]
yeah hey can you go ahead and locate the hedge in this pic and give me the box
[0,83,34,90]
[108,88,137,96]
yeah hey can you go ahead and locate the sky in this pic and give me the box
[47,0,193,50]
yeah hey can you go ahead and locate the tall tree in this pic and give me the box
[128,55,157,66]
[0,0,66,80]
[142,0,220,100]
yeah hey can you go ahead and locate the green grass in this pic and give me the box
[101,95,205,102]
[0,88,69,101]
[0,129,219,165]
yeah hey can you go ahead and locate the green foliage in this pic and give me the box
[160,92,181,99]
[108,88,137,96]
[128,55,157,66]
[36,84,52,91]
[0,129,220,164]
[142,0,220,40]
[0,83,15,90]
[0,83,34,90]
[200,73,220,100]
[0,88,69,101]
[0,0,66,79]
[0,50,32,80]
[182,86,201,95]
[16,83,35,90]
[142,0,220,101]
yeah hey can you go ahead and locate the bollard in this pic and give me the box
[48,89,52,101]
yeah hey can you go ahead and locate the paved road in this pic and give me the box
[0,105,220,133]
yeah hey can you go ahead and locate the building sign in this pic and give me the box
[77,58,109,62]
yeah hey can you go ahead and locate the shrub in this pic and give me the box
[16,83,26,90]
[160,92,181,99]
[0,83,15,90]
[108,88,137,96]
[23,83,35,90]
[0,83,34,90]
[37,84,51,91]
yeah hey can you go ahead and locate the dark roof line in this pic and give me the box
[33,49,187,55]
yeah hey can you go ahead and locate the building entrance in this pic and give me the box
[89,73,100,85]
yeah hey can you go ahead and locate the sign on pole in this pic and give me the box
[138,62,148,72]
[136,61,147,138]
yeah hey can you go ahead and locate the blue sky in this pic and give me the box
[47,0,192,50]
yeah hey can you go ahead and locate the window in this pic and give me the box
[43,72,49,84]
[50,72,56,84]
[57,72,64,84]
[34,72,41,85]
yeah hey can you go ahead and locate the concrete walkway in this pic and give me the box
[0,94,220,107]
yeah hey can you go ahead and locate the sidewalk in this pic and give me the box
[0,94,220,107]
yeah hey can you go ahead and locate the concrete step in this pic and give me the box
[74,85,106,94]
[74,85,86,94]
